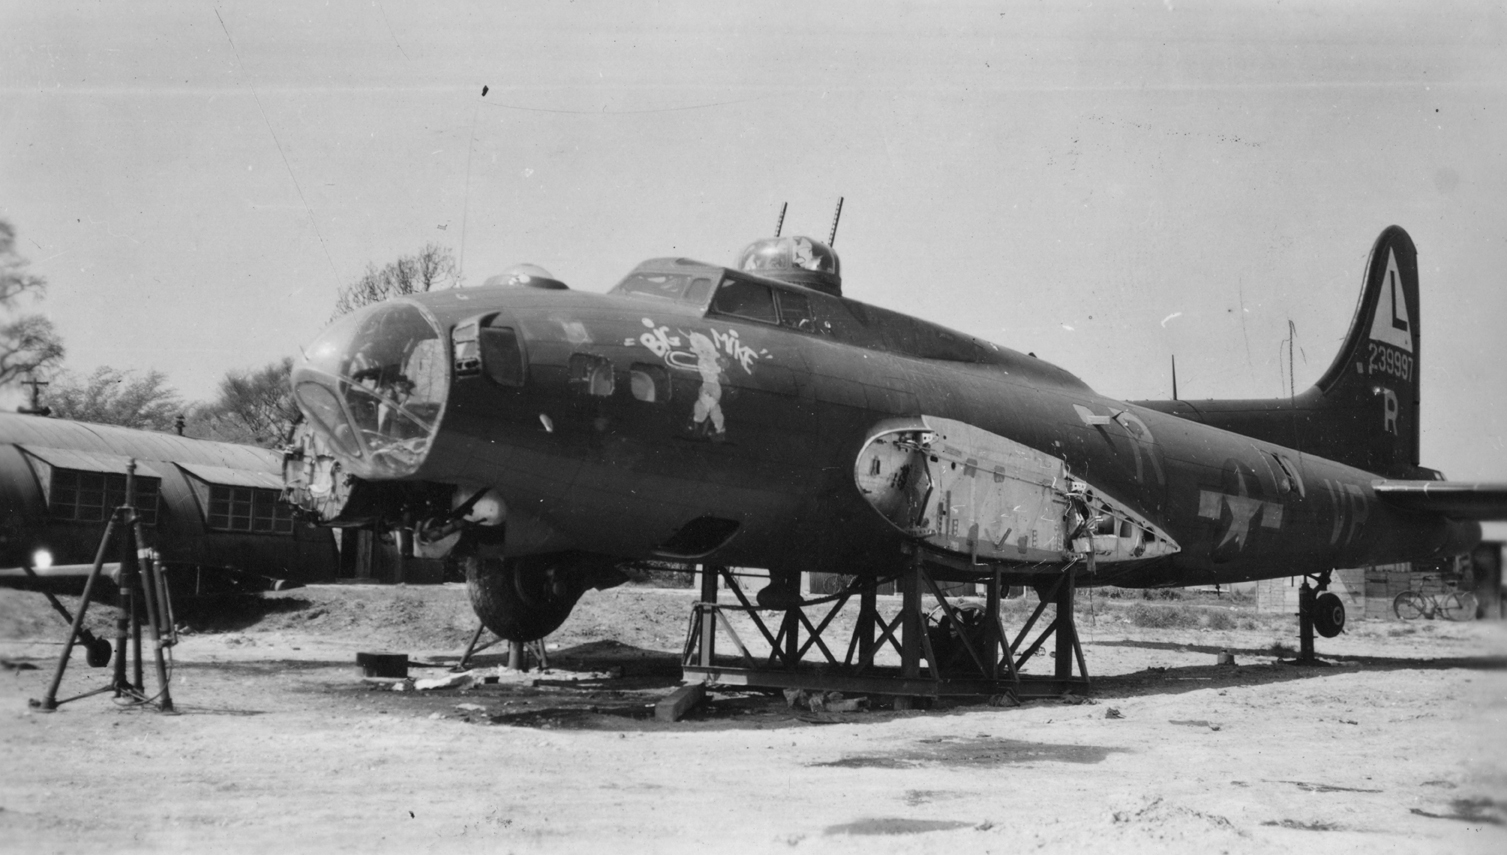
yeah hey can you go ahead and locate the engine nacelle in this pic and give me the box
[464,550,628,642]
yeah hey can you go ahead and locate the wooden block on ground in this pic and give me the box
[655,682,706,722]
[356,652,408,679]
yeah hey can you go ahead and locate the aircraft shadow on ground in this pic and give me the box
[174,658,362,674]
[1084,639,1507,700]
[443,639,687,687]
[1090,636,1507,670]
[316,632,1507,727]
[172,595,314,633]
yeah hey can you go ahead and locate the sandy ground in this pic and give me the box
[1,583,1505,854]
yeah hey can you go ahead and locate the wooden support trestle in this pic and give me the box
[680,548,1090,702]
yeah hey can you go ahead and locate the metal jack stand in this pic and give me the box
[455,623,547,672]
[32,462,177,713]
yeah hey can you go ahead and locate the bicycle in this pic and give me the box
[1393,587,1478,621]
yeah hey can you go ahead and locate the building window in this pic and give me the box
[207,485,295,534]
[48,470,159,526]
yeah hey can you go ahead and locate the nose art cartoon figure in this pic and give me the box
[687,331,726,438]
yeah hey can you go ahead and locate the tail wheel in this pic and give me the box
[1393,591,1426,621]
[1313,592,1346,638]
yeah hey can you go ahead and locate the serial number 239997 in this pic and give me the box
[1368,342,1413,381]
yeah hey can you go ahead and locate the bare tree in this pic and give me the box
[48,367,184,432]
[332,243,459,318]
[194,358,301,447]
[0,220,65,388]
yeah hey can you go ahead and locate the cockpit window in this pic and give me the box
[612,272,715,308]
[776,291,814,331]
[685,277,713,304]
[709,279,778,324]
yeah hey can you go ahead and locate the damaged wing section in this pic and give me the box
[855,416,1179,566]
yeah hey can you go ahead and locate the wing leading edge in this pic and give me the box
[1373,481,1507,520]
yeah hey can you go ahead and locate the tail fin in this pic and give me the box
[1303,225,1420,472]
[1134,226,1424,476]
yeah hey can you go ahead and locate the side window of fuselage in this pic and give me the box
[1270,453,1306,498]
[480,326,526,387]
[567,353,615,397]
[629,363,671,403]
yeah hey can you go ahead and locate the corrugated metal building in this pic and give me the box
[0,412,337,584]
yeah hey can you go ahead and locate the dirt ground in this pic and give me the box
[1,582,1504,854]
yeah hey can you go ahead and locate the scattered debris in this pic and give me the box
[1277,780,1382,794]
[455,703,486,713]
[1261,818,1340,831]
[1,659,38,672]
[783,689,868,713]
[1409,798,1506,826]
[987,693,1019,707]
[1105,707,1124,719]
[813,693,866,714]
[1112,796,1244,835]
[824,818,972,836]
[414,672,475,691]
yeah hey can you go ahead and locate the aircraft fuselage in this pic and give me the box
[288,256,1472,588]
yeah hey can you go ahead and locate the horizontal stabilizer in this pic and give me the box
[1373,481,1507,520]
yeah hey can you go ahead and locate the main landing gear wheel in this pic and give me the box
[1393,591,1426,621]
[1313,592,1346,638]
[465,553,584,642]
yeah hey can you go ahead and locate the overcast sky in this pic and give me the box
[3,2,1505,519]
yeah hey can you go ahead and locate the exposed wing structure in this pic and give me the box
[1373,481,1507,520]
